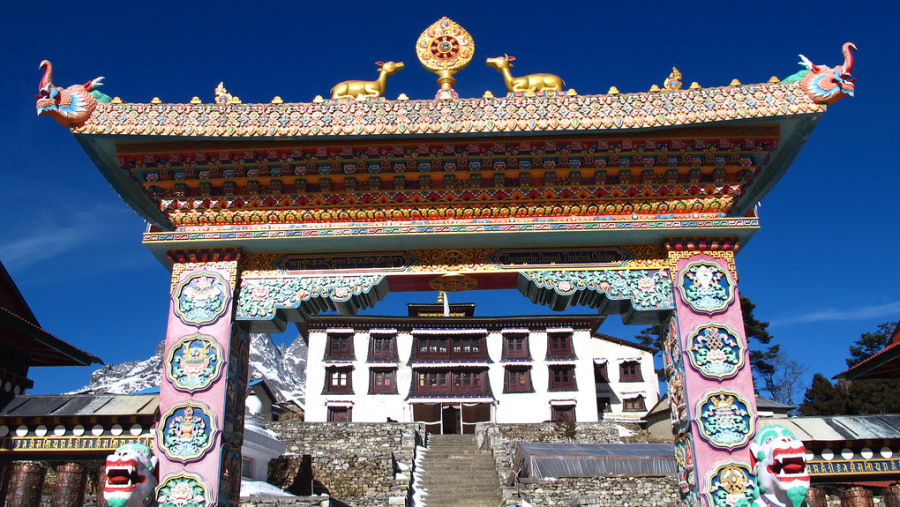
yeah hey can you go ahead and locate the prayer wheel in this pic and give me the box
[884,483,900,507]
[6,461,45,507]
[51,463,87,507]
[806,487,828,507]
[839,487,873,507]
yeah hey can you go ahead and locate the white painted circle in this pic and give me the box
[53,425,66,436]
[861,448,873,459]
[15,425,28,437]
[821,448,834,460]
[841,448,854,460]
[3,382,10,392]
[129,424,143,436]
[34,425,47,437]
[72,425,85,436]
[881,447,893,459]
[0,426,8,437]
[91,424,104,436]
[13,385,21,395]
[805,451,815,462]
[110,424,123,436]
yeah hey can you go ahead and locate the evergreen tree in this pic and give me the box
[799,374,848,415]
[847,321,898,367]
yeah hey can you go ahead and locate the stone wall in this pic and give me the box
[266,421,423,506]
[476,422,681,506]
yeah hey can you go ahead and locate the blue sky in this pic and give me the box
[1,1,898,401]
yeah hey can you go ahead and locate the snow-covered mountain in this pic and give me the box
[69,333,306,403]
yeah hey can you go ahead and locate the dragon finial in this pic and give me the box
[793,42,857,106]
[35,60,111,128]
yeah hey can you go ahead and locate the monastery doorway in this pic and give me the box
[412,402,493,434]
[441,405,460,434]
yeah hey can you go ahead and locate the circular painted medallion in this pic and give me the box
[156,471,211,507]
[429,273,478,292]
[416,17,475,74]
[157,401,218,463]
[173,271,230,326]
[677,260,735,315]
[695,390,755,450]
[165,334,224,392]
[686,324,746,380]
[705,462,754,507]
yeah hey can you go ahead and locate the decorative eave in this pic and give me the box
[69,81,824,237]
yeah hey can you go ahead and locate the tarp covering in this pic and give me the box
[515,443,675,478]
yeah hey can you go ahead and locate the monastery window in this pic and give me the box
[504,366,533,393]
[623,396,646,412]
[503,334,529,359]
[369,334,397,361]
[324,367,353,394]
[597,397,612,417]
[326,333,354,360]
[619,361,643,382]
[414,368,488,396]
[549,366,575,391]
[327,406,352,422]
[551,405,576,423]
[549,366,576,391]
[547,332,575,359]
[594,362,609,383]
[415,335,486,361]
[369,368,397,395]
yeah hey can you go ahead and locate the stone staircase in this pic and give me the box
[418,434,502,506]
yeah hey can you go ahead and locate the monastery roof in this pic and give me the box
[0,261,102,368]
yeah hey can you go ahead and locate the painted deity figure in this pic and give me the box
[103,443,159,507]
[684,264,729,311]
[737,425,810,507]
[164,405,211,458]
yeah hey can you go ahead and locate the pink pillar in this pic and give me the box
[664,250,758,505]
[156,254,249,506]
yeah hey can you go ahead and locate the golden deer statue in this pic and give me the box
[485,55,565,93]
[330,61,405,99]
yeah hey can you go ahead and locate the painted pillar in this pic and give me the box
[664,247,758,506]
[51,462,87,507]
[156,252,249,507]
[6,461,45,507]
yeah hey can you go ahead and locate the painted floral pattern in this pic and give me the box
[687,325,745,380]
[173,272,229,326]
[157,474,209,507]
[520,268,674,312]
[678,261,734,315]
[237,275,386,320]
[697,392,754,450]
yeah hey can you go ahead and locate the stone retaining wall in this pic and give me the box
[266,421,423,506]
[476,422,681,506]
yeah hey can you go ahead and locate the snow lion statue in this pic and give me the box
[103,443,159,507]
[740,424,810,507]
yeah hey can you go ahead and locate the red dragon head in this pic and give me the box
[103,443,158,507]
[799,42,857,106]
[35,60,108,128]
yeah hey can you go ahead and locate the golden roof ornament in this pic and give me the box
[330,61,405,100]
[663,67,683,90]
[416,17,475,99]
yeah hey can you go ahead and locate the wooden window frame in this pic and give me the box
[414,368,488,396]
[327,406,352,422]
[548,365,576,391]
[594,362,609,383]
[369,368,398,394]
[369,334,398,361]
[415,336,486,361]
[623,396,647,412]
[547,332,575,359]
[503,335,529,359]
[324,367,353,394]
[504,366,533,393]
[619,361,643,382]
[326,333,354,360]
[551,405,576,423]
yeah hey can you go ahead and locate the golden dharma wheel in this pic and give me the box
[416,17,475,75]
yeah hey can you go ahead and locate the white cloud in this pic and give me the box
[0,203,139,271]
[772,300,900,326]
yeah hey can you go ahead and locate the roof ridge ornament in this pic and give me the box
[416,17,475,99]
[485,54,567,96]
[786,42,857,105]
[35,60,110,128]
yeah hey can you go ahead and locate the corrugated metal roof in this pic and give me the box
[0,394,157,417]
[768,415,900,442]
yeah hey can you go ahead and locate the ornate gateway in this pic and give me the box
[37,16,854,505]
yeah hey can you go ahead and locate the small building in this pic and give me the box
[301,298,658,431]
